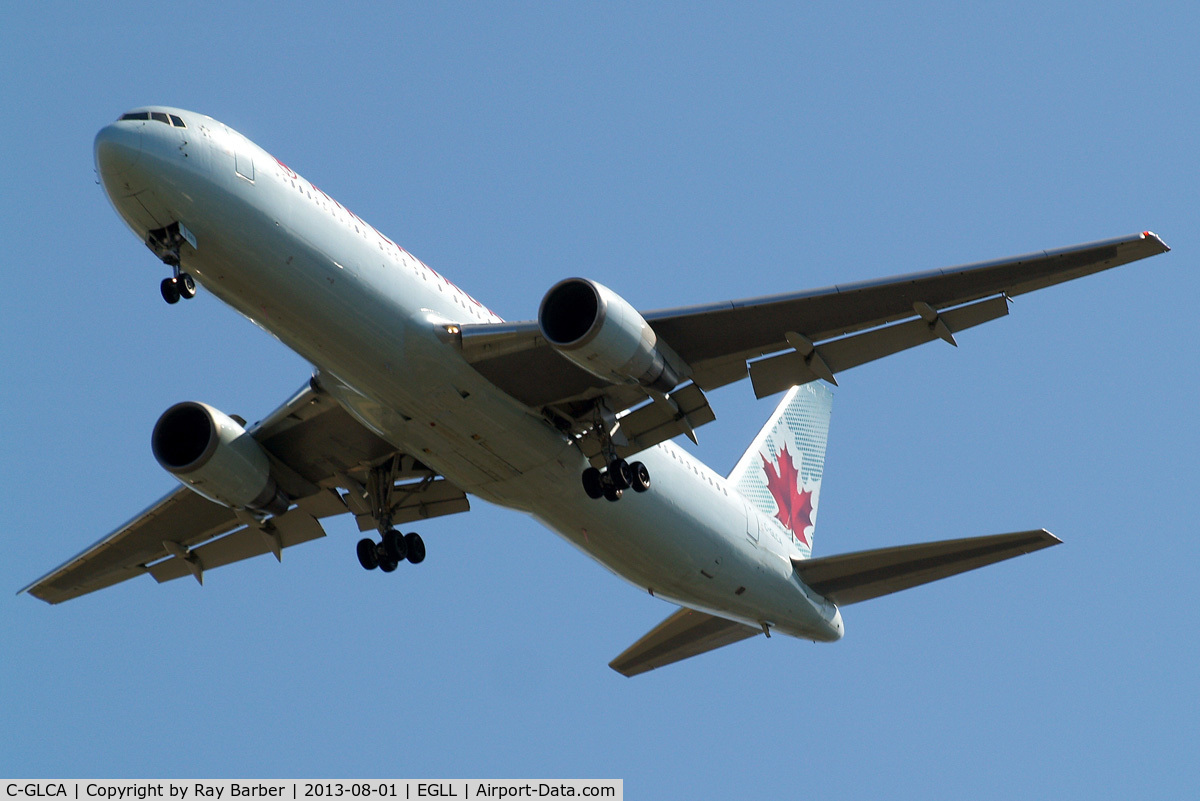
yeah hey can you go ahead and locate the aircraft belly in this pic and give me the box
[501,445,840,640]
[128,134,837,640]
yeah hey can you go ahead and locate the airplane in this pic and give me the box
[22,106,1170,676]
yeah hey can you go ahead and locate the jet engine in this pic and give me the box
[151,401,289,515]
[538,278,685,392]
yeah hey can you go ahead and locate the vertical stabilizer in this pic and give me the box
[728,382,833,557]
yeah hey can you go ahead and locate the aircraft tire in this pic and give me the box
[382,529,408,562]
[603,483,623,502]
[160,277,180,304]
[179,272,197,299]
[405,532,426,564]
[608,459,632,490]
[581,467,604,499]
[379,558,399,573]
[629,461,651,492]
[356,538,380,570]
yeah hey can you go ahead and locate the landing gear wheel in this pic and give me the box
[160,277,180,304]
[608,459,632,490]
[382,529,408,562]
[356,538,379,570]
[629,461,651,492]
[602,481,624,502]
[178,272,197,299]
[379,558,399,573]
[404,532,426,564]
[581,467,604,499]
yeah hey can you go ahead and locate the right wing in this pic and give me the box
[23,382,469,604]
[460,232,1168,457]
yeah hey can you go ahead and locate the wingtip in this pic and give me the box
[1039,528,1064,546]
[1141,231,1170,252]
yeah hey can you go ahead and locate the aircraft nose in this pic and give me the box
[94,122,142,189]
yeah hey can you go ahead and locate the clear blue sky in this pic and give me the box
[3,2,1198,796]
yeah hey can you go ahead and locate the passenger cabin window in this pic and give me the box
[119,111,187,128]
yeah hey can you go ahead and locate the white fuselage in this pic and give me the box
[94,107,842,642]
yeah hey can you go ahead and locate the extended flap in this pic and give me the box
[750,294,1010,399]
[580,383,717,465]
[147,510,327,584]
[354,478,471,532]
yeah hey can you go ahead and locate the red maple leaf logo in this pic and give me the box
[761,444,814,546]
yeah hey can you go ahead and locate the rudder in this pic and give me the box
[728,382,833,557]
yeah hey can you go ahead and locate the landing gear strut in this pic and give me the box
[148,222,197,304]
[578,400,651,502]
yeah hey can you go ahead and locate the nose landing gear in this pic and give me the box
[147,222,198,304]
[159,273,196,304]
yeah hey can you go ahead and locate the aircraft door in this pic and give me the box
[235,148,255,182]
[744,501,761,546]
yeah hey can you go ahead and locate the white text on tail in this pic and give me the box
[728,382,834,558]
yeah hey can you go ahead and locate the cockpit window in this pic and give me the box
[118,111,186,128]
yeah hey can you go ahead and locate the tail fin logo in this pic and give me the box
[760,444,815,546]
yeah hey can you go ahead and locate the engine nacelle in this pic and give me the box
[151,401,289,515]
[538,278,684,392]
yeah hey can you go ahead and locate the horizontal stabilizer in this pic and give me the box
[610,607,760,677]
[792,529,1060,605]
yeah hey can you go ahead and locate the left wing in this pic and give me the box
[23,382,468,604]
[459,232,1168,458]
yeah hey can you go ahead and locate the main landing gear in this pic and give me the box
[356,528,426,572]
[147,222,197,305]
[582,458,650,502]
[579,401,651,502]
[354,458,428,573]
